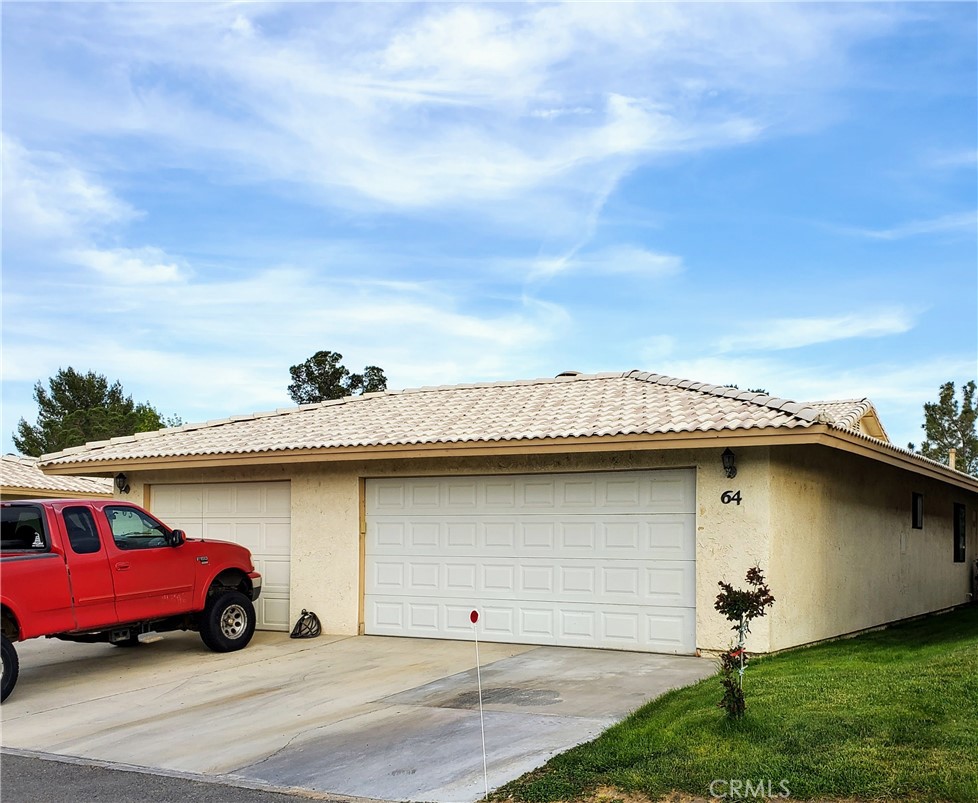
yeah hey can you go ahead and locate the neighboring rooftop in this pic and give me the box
[38,370,886,468]
[1,454,113,498]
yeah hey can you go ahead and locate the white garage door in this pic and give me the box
[150,482,291,631]
[364,470,696,654]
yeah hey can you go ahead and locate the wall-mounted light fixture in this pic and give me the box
[115,473,130,494]
[721,448,737,479]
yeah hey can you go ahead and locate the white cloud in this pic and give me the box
[68,247,187,285]
[1,261,571,422]
[846,211,977,240]
[927,149,978,170]
[1,134,135,246]
[535,245,683,279]
[717,308,916,353]
[1,2,902,229]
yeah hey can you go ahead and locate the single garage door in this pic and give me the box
[365,470,696,654]
[150,482,291,631]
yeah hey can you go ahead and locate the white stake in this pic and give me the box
[470,610,489,800]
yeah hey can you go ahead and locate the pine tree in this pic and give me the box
[909,380,977,475]
[13,368,172,456]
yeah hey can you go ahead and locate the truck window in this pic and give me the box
[1,506,48,552]
[63,507,102,554]
[104,506,170,550]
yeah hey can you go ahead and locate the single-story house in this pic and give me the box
[1,453,112,500]
[38,370,978,655]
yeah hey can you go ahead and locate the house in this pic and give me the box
[37,371,978,655]
[1,453,112,500]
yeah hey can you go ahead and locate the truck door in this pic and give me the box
[100,505,197,623]
[59,505,118,629]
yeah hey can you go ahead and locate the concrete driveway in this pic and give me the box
[1,632,713,802]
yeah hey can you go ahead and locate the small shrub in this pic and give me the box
[715,566,775,718]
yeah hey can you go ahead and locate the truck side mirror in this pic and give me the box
[167,529,186,547]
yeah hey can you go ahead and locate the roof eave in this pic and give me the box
[39,426,978,493]
[0,486,114,500]
[40,427,814,475]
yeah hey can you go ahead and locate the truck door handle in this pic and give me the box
[115,562,131,571]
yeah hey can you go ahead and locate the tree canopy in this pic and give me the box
[13,368,179,457]
[287,350,388,405]
[909,380,977,476]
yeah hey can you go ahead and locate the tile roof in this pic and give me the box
[39,370,878,468]
[1,454,114,494]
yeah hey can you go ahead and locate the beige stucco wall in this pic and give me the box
[123,447,775,653]
[767,445,978,651]
[116,444,975,655]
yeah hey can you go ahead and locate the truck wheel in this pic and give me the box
[1,635,19,703]
[199,590,256,652]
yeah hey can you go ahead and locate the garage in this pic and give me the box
[364,470,696,654]
[149,481,291,631]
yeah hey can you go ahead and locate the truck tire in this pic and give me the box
[1,635,19,703]
[199,590,256,652]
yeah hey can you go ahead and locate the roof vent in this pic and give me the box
[556,371,582,377]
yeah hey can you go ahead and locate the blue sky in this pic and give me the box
[2,2,976,455]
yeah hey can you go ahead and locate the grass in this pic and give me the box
[495,606,978,802]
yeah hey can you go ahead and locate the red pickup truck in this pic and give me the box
[0,498,262,702]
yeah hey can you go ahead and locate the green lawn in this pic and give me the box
[496,606,978,802]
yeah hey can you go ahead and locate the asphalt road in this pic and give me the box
[0,752,357,803]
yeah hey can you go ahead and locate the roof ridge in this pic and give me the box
[623,370,821,423]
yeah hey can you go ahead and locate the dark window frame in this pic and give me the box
[953,503,966,563]
[63,506,103,555]
[912,492,924,530]
[104,505,171,551]
[1,504,49,552]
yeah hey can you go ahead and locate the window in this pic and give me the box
[105,506,170,550]
[953,503,966,563]
[63,507,102,554]
[912,493,924,530]
[0,505,48,552]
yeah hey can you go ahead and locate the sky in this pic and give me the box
[2,1,976,456]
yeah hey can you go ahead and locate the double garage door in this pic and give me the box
[150,482,291,632]
[365,470,696,654]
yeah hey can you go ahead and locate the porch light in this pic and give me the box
[721,448,737,479]
[115,473,130,494]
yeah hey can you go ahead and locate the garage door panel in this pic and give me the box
[367,555,693,606]
[648,516,696,559]
[265,484,291,515]
[368,516,693,559]
[411,522,440,547]
[366,596,694,654]
[646,608,697,652]
[409,604,439,631]
[365,471,695,653]
[150,481,290,632]
[366,471,694,517]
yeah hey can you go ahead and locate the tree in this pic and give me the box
[908,380,977,476]
[287,350,388,404]
[13,368,175,457]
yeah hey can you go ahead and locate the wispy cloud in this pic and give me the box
[926,148,978,170]
[717,308,916,353]
[844,211,977,240]
[534,245,683,280]
[2,2,902,233]
[68,247,187,285]
[1,134,136,246]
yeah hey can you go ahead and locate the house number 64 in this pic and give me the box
[721,490,743,505]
